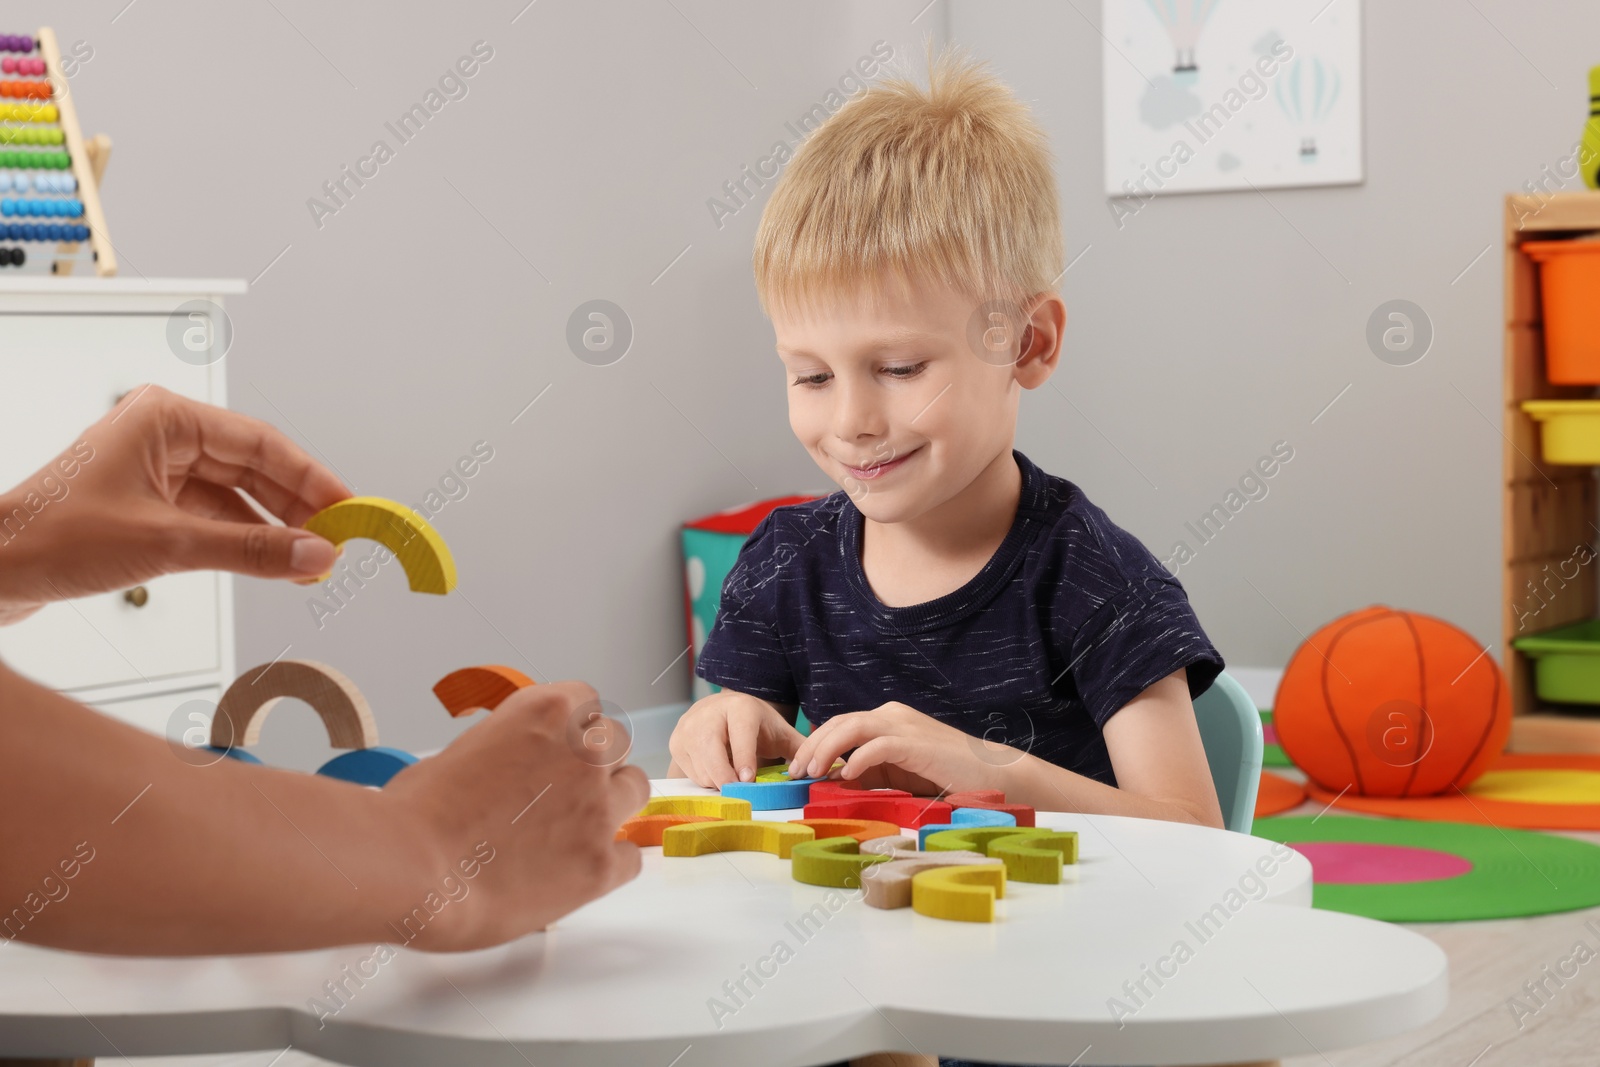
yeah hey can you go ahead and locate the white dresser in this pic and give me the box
[0,278,244,738]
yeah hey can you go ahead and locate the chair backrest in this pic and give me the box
[1192,670,1263,833]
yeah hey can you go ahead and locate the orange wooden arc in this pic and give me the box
[211,659,377,750]
[615,813,718,846]
[433,665,536,717]
[790,818,900,842]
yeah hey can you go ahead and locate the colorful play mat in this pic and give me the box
[1259,708,1292,768]
[1255,771,1308,817]
[1304,754,1600,830]
[1252,815,1600,921]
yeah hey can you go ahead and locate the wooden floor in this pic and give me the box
[68,780,1600,1067]
[1274,789,1600,1067]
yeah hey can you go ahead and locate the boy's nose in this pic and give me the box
[831,382,887,441]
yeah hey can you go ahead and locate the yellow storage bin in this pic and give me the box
[1522,401,1600,465]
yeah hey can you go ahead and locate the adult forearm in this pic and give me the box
[0,664,437,954]
[0,485,53,624]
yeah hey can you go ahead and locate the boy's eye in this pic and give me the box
[882,362,927,379]
[792,371,832,387]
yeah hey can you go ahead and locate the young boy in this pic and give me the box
[667,50,1226,830]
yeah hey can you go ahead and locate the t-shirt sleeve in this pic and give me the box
[1053,515,1225,727]
[693,514,799,705]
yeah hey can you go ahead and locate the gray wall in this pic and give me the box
[953,0,1599,687]
[26,0,946,767]
[20,0,1595,766]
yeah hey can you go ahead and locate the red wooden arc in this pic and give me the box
[806,781,913,804]
[802,796,954,829]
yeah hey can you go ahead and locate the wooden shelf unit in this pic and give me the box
[1503,192,1600,750]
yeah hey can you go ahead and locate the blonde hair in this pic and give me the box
[753,47,1062,318]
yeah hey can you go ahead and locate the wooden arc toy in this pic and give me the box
[860,834,919,856]
[917,807,1018,849]
[661,820,815,859]
[924,827,1081,884]
[861,851,1001,910]
[616,813,718,846]
[807,781,912,804]
[303,497,458,594]
[722,777,820,810]
[943,790,1037,827]
[802,795,954,829]
[790,818,900,843]
[988,833,1081,884]
[433,665,536,717]
[317,747,418,788]
[912,864,1008,923]
[790,836,891,888]
[639,795,752,821]
[211,659,378,751]
[923,826,1044,856]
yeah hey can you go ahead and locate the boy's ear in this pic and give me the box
[1014,292,1066,389]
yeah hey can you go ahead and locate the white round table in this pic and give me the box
[0,780,1447,1065]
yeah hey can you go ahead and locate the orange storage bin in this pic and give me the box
[1524,239,1600,384]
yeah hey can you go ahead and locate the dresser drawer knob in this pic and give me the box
[123,586,149,608]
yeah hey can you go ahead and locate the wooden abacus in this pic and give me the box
[0,26,115,276]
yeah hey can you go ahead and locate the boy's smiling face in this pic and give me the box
[773,278,1065,525]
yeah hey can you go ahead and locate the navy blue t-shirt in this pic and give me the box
[694,451,1225,787]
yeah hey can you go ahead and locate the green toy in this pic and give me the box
[790,836,889,888]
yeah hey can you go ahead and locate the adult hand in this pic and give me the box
[381,680,649,950]
[667,688,805,786]
[0,385,350,623]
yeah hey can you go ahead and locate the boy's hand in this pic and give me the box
[788,701,1016,795]
[667,690,804,786]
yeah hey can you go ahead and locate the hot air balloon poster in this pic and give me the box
[1101,0,1363,198]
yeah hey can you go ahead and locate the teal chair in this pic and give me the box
[1192,670,1264,833]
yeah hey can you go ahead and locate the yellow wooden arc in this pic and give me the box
[860,851,999,910]
[911,864,1007,923]
[303,497,457,595]
[639,795,752,821]
[661,820,815,859]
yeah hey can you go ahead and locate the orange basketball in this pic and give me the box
[1274,605,1511,797]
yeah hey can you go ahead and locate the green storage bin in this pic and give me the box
[1513,618,1600,704]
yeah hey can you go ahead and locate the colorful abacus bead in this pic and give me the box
[1,80,50,98]
[3,197,78,218]
[0,130,66,148]
[0,222,85,242]
[0,246,24,267]
[2,148,69,166]
[0,103,56,123]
